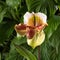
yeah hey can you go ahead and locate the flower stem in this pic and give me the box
[38,46,40,60]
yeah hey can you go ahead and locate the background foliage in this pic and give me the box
[0,0,60,60]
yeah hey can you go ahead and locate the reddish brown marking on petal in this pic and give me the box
[14,24,26,35]
[27,26,35,29]
[26,28,35,39]
[36,25,44,31]
[15,24,26,30]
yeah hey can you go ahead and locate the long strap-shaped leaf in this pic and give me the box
[14,44,37,60]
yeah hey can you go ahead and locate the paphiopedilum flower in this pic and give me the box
[15,12,48,49]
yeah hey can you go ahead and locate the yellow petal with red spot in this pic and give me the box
[27,30,45,49]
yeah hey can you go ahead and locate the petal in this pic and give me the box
[14,24,26,35]
[35,12,48,26]
[24,12,34,26]
[36,25,44,31]
[26,27,35,39]
[27,30,45,49]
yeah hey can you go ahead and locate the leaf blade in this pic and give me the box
[14,45,37,60]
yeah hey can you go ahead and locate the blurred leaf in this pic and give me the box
[49,24,60,60]
[6,37,26,60]
[40,15,60,60]
[46,0,56,17]
[26,0,33,11]
[0,53,1,60]
[56,0,60,5]
[45,15,60,39]
[6,0,21,10]
[49,24,60,49]
[41,43,50,60]
[0,9,6,23]
[14,44,37,60]
[26,0,56,17]
[0,20,16,43]
[13,36,26,45]
[58,5,60,10]
[5,49,23,60]
[10,9,18,20]
[26,0,42,12]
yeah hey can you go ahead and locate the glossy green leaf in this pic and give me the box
[14,45,37,60]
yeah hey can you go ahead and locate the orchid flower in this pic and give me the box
[15,12,48,49]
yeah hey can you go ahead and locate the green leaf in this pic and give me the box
[49,24,60,48]
[40,15,60,60]
[6,0,21,10]
[6,37,26,60]
[0,53,1,60]
[26,0,42,12]
[26,0,33,11]
[41,43,50,60]
[0,20,15,43]
[12,36,27,45]
[55,0,60,5]
[0,9,6,23]
[49,24,60,60]
[46,0,56,17]
[26,0,56,17]
[45,15,60,39]
[5,49,23,60]
[14,45,37,60]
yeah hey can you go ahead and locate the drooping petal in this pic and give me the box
[27,30,45,49]
[24,12,34,26]
[26,27,35,39]
[14,24,26,35]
